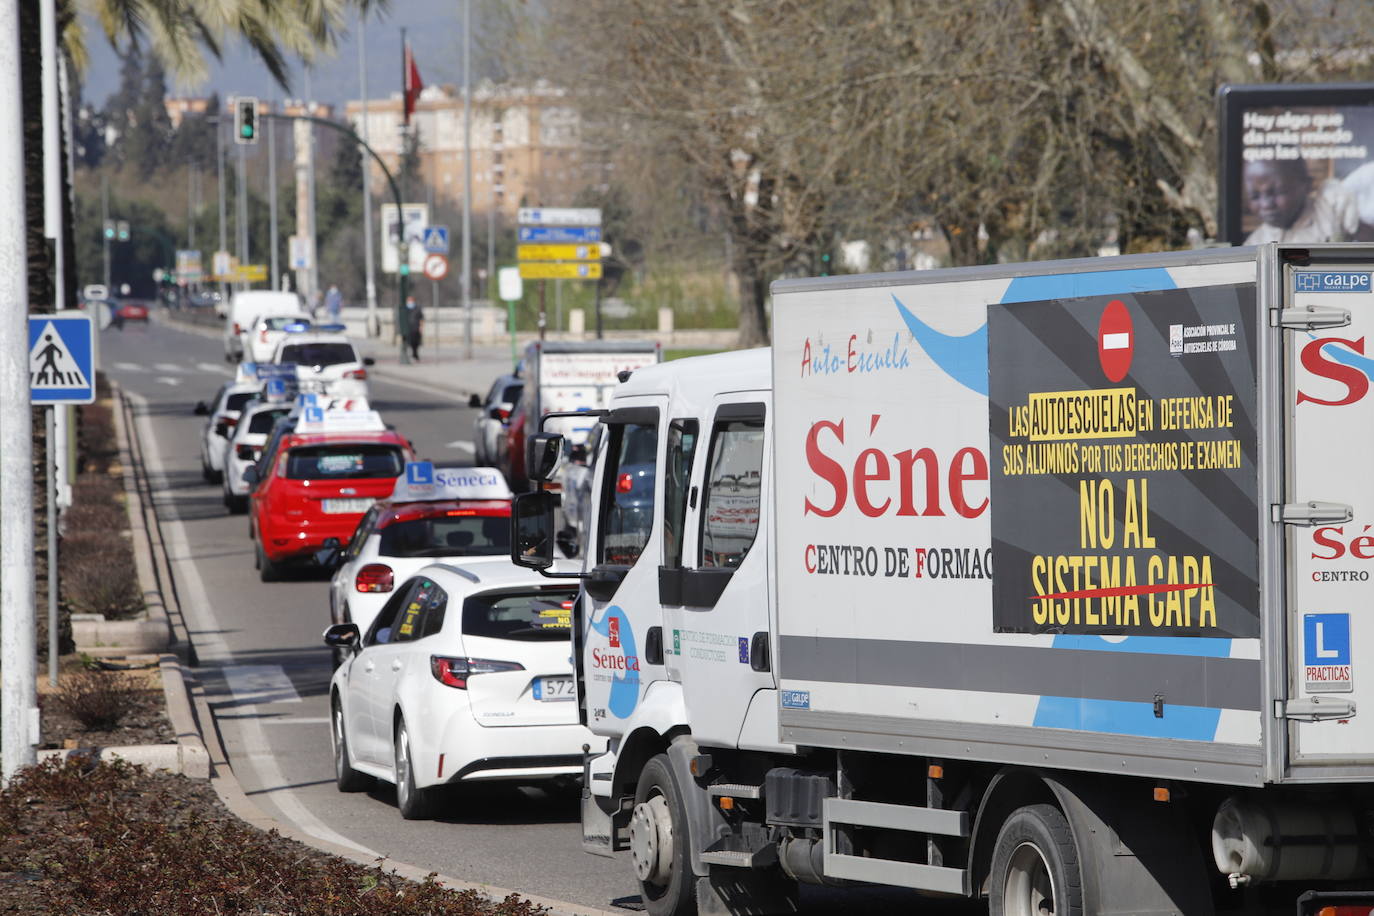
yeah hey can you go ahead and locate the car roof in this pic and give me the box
[282,429,408,449]
[276,333,354,347]
[412,558,581,594]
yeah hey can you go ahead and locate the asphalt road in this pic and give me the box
[102,317,971,916]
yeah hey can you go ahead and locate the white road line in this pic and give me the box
[196,361,232,375]
[258,717,330,725]
[155,376,179,385]
[125,390,380,860]
[445,439,475,452]
[112,361,143,372]
[154,362,184,372]
[223,665,302,705]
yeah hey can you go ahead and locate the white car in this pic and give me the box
[224,290,305,362]
[221,397,295,513]
[242,312,314,364]
[196,380,262,483]
[326,466,514,642]
[468,374,522,465]
[272,330,373,401]
[324,561,599,819]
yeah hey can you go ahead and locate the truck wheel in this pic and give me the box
[629,754,696,916]
[331,695,372,792]
[989,803,1083,916]
[394,716,436,820]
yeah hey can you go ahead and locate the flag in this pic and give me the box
[403,41,424,126]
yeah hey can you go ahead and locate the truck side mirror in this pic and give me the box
[527,433,564,483]
[511,491,557,569]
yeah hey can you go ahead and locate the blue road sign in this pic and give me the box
[423,226,450,254]
[518,225,602,244]
[1304,613,1351,667]
[29,314,95,404]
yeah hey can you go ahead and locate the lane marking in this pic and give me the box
[124,389,379,860]
[113,361,143,372]
[156,376,180,385]
[445,440,475,452]
[223,665,303,705]
[154,362,184,372]
[196,361,233,375]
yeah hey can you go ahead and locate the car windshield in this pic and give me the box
[278,342,356,367]
[378,512,511,558]
[261,316,310,331]
[500,383,522,405]
[225,392,255,413]
[247,407,291,434]
[462,588,577,642]
[284,444,403,480]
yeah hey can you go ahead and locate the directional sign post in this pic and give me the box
[518,225,602,244]
[517,244,601,262]
[518,262,604,280]
[518,208,604,339]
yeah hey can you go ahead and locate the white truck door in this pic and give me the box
[661,397,775,748]
[1285,252,1374,767]
[582,398,669,738]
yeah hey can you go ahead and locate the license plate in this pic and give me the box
[532,676,575,701]
[322,498,372,514]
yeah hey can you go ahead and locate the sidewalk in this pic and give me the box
[355,336,518,400]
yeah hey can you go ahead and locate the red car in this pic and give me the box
[116,300,150,321]
[248,426,414,581]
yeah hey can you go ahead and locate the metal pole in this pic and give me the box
[101,174,110,288]
[236,141,248,267]
[268,111,278,289]
[462,0,473,359]
[41,0,60,310]
[216,112,227,300]
[46,408,56,687]
[539,279,546,341]
[359,12,379,337]
[1,0,38,779]
[433,278,440,354]
[187,160,195,249]
[555,278,562,333]
[595,276,604,340]
[305,71,319,307]
[486,186,495,305]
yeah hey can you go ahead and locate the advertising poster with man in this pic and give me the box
[1219,84,1374,246]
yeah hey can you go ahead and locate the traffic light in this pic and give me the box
[399,262,410,277]
[819,251,831,277]
[116,220,130,242]
[102,220,115,241]
[234,97,259,145]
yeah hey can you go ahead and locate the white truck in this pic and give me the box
[513,244,1374,916]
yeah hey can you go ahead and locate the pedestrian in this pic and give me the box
[324,284,343,323]
[404,295,425,362]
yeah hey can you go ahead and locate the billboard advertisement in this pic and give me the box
[1218,83,1374,246]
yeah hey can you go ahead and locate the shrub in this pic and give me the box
[47,670,139,731]
[59,534,142,619]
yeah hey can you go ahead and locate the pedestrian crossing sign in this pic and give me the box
[28,315,95,404]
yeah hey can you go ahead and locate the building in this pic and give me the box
[164,96,211,130]
[344,81,605,217]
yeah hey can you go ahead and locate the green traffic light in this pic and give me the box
[241,125,254,139]
[399,264,410,276]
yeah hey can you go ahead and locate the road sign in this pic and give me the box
[1305,613,1353,693]
[82,284,108,302]
[380,203,430,274]
[423,253,449,281]
[519,262,603,280]
[423,226,450,254]
[28,315,95,404]
[518,225,602,243]
[518,243,601,262]
[498,267,523,302]
[236,264,268,283]
[517,207,602,227]
[175,250,202,282]
[213,250,233,278]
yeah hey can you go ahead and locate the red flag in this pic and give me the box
[403,42,424,126]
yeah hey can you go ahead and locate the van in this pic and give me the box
[224,291,306,362]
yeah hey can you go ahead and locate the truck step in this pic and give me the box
[824,797,968,837]
[708,782,763,800]
[701,847,776,868]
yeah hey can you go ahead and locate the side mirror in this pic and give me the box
[194,401,209,416]
[314,537,343,568]
[468,394,482,409]
[242,466,260,487]
[527,433,564,483]
[511,491,557,569]
[322,622,360,650]
[363,357,376,366]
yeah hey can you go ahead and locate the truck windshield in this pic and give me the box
[599,422,657,566]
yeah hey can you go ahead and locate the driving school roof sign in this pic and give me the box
[29,315,95,404]
[390,461,512,502]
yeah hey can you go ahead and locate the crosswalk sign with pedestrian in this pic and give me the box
[28,315,95,404]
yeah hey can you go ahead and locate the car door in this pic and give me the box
[347,582,420,764]
[361,577,438,764]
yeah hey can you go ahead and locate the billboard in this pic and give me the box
[1218,83,1374,246]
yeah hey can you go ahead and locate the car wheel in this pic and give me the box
[200,450,214,483]
[394,716,436,820]
[331,695,373,792]
[224,491,247,514]
[629,754,696,916]
[256,540,280,583]
[988,804,1083,916]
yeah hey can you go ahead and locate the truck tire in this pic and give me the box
[331,696,372,793]
[629,754,696,916]
[989,803,1083,916]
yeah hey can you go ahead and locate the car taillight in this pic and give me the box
[355,563,393,593]
[429,656,525,689]
[259,330,270,342]
[344,368,367,380]
[233,322,242,335]
[236,444,256,460]
[617,473,633,493]
[1317,908,1374,916]
[494,408,510,420]
[224,415,239,427]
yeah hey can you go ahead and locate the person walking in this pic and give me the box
[324,284,343,323]
[404,295,425,362]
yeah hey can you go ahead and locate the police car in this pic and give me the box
[246,406,412,580]
[270,324,373,401]
[321,463,514,644]
[323,560,601,819]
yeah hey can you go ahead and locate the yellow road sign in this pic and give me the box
[519,262,603,280]
[517,243,601,262]
[235,264,268,282]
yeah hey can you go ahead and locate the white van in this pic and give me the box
[224,291,306,362]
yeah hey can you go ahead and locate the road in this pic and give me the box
[101,317,966,915]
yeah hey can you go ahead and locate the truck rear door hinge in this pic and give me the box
[1272,501,1353,526]
[1273,305,1351,330]
[1277,697,1356,721]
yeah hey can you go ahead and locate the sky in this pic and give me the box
[79,1,472,110]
